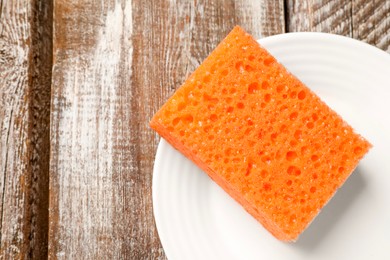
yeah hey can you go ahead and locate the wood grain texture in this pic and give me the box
[0,2,31,257]
[286,0,353,36]
[0,0,51,258]
[352,0,390,52]
[49,0,284,258]
[235,0,285,38]
[286,0,390,52]
[50,0,134,258]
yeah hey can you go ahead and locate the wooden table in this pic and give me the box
[1,0,389,259]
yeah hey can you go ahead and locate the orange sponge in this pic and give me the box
[150,26,371,241]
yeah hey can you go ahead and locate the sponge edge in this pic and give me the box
[150,26,372,241]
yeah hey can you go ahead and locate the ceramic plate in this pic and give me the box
[152,33,390,260]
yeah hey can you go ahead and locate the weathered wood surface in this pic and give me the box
[0,0,52,259]
[286,0,390,52]
[1,0,389,259]
[286,0,353,36]
[352,0,390,52]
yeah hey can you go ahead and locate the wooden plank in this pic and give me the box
[352,0,390,52]
[286,0,390,52]
[285,0,353,36]
[0,2,30,255]
[0,0,52,258]
[49,0,135,258]
[49,0,284,258]
[235,0,285,38]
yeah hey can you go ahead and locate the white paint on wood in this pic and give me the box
[0,0,31,257]
[235,0,285,38]
[352,0,390,52]
[286,0,353,36]
[50,0,133,258]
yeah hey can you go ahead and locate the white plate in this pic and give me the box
[152,33,390,260]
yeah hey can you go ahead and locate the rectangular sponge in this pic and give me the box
[150,26,371,241]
